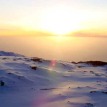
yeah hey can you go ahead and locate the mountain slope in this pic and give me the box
[0,51,107,107]
[0,51,24,57]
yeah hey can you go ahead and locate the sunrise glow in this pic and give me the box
[0,0,107,36]
[38,6,84,35]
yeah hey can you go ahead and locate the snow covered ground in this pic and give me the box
[0,51,107,107]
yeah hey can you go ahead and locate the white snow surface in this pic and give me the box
[0,52,107,107]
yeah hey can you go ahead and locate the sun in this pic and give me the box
[39,6,83,35]
[15,6,84,35]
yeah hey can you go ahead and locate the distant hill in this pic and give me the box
[0,51,24,57]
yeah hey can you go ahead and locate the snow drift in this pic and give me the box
[0,51,107,107]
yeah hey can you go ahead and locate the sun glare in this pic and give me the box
[11,6,85,35]
[39,7,83,35]
[54,35,66,42]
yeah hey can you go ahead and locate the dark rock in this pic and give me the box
[2,58,7,60]
[67,101,70,103]
[90,71,94,74]
[40,88,56,90]
[78,61,107,66]
[77,87,81,89]
[68,70,74,72]
[30,66,37,70]
[84,71,87,72]
[13,59,17,61]
[95,73,100,76]
[72,62,77,64]
[85,103,94,107]
[102,91,107,94]
[90,91,97,93]
[0,80,5,86]
[31,57,42,63]
[78,66,82,68]
[8,73,12,74]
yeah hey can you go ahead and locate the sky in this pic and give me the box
[0,0,107,36]
[0,0,107,61]
[0,36,107,61]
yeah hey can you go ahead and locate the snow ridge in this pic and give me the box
[0,51,24,57]
[0,51,107,107]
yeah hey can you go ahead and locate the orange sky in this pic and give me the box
[0,0,107,36]
[0,0,107,61]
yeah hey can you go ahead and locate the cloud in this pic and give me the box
[67,31,107,38]
[0,26,107,38]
